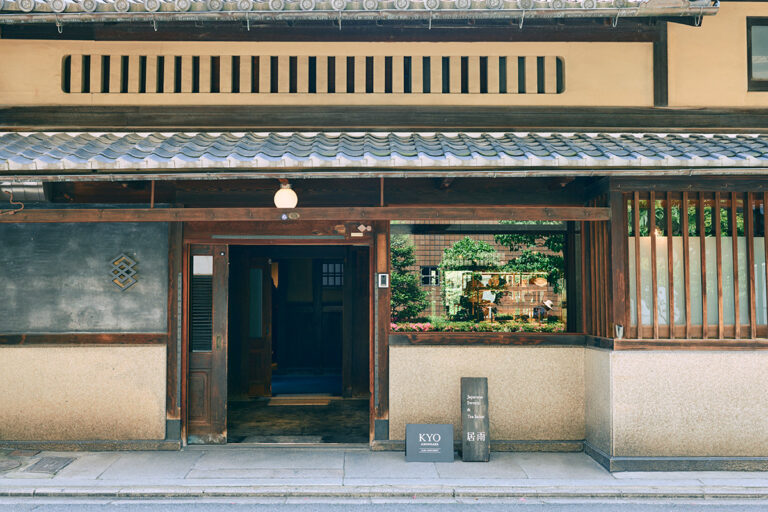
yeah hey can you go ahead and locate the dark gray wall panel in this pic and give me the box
[0,223,168,333]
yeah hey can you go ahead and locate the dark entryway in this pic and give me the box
[226,245,370,443]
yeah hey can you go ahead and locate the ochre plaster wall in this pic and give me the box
[389,346,585,441]
[0,346,166,440]
[584,347,611,457]
[0,40,652,107]
[669,1,768,107]
[611,351,768,457]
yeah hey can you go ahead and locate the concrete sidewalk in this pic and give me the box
[1,446,768,500]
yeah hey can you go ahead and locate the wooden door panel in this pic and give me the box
[187,245,228,444]
[245,258,272,397]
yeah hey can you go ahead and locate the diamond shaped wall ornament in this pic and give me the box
[111,253,138,291]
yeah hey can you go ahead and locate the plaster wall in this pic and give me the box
[584,347,611,456]
[668,1,768,107]
[389,345,585,441]
[0,346,166,440]
[611,350,768,457]
[0,40,652,107]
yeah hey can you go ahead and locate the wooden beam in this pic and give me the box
[0,333,167,345]
[0,206,611,223]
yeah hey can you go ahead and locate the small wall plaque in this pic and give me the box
[377,273,389,288]
[405,423,454,462]
[461,377,490,462]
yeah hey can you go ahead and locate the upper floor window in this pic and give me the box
[748,19,768,91]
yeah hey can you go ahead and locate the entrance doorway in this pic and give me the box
[191,244,370,444]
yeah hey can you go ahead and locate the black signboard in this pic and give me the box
[405,423,454,462]
[461,377,490,462]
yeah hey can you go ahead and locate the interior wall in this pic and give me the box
[0,346,166,440]
[389,345,585,441]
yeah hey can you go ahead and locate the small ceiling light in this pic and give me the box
[274,183,298,209]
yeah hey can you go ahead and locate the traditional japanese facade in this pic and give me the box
[1,0,767,471]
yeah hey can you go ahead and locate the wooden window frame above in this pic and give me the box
[748,18,768,92]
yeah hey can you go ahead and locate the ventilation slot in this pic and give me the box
[61,54,566,95]
[190,275,213,353]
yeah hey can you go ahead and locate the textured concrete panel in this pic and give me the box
[584,347,612,456]
[0,346,166,440]
[612,351,768,457]
[389,346,584,441]
[0,222,168,333]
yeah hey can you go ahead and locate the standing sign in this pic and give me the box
[405,424,454,462]
[461,377,490,462]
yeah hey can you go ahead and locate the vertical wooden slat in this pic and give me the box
[374,223,390,430]
[666,192,674,339]
[488,56,500,94]
[337,56,347,93]
[70,54,83,94]
[765,192,768,335]
[278,55,290,93]
[580,221,588,335]
[355,56,366,94]
[199,56,211,94]
[601,221,609,336]
[650,191,658,339]
[430,55,442,94]
[746,192,757,339]
[317,56,328,94]
[544,55,558,94]
[220,56,232,93]
[166,222,182,421]
[715,191,724,339]
[623,194,631,335]
[392,56,404,94]
[699,192,709,339]
[731,191,741,339]
[468,56,480,94]
[297,56,309,94]
[373,56,385,93]
[163,55,175,94]
[507,56,518,94]
[590,219,597,335]
[146,56,159,94]
[633,192,642,339]
[525,56,537,94]
[682,191,691,339]
[109,54,122,93]
[449,56,461,94]
[181,56,193,93]
[258,55,272,94]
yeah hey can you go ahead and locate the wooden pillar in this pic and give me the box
[373,221,390,441]
[165,222,183,440]
[609,189,628,339]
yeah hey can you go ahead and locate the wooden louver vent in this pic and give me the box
[61,54,565,95]
[190,275,213,353]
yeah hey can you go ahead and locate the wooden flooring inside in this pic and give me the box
[227,397,369,444]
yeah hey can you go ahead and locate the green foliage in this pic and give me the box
[438,237,501,270]
[493,222,565,292]
[630,201,745,237]
[390,234,428,322]
[494,221,565,253]
[390,319,566,333]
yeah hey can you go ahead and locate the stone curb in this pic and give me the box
[1,485,768,499]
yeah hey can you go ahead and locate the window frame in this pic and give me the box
[748,18,768,91]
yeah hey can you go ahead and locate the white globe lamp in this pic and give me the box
[274,183,298,209]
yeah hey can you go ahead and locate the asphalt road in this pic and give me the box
[2,500,768,511]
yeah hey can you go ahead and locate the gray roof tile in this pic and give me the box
[2,131,768,174]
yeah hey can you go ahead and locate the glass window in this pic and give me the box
[420,266,440,286]
[748,19,768,90]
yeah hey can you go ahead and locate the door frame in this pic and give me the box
[181,225,376,445]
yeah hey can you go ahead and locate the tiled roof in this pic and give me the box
[0,0,717,24]
[1,131,767,175]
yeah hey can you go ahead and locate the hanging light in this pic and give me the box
[273,183,298,209]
